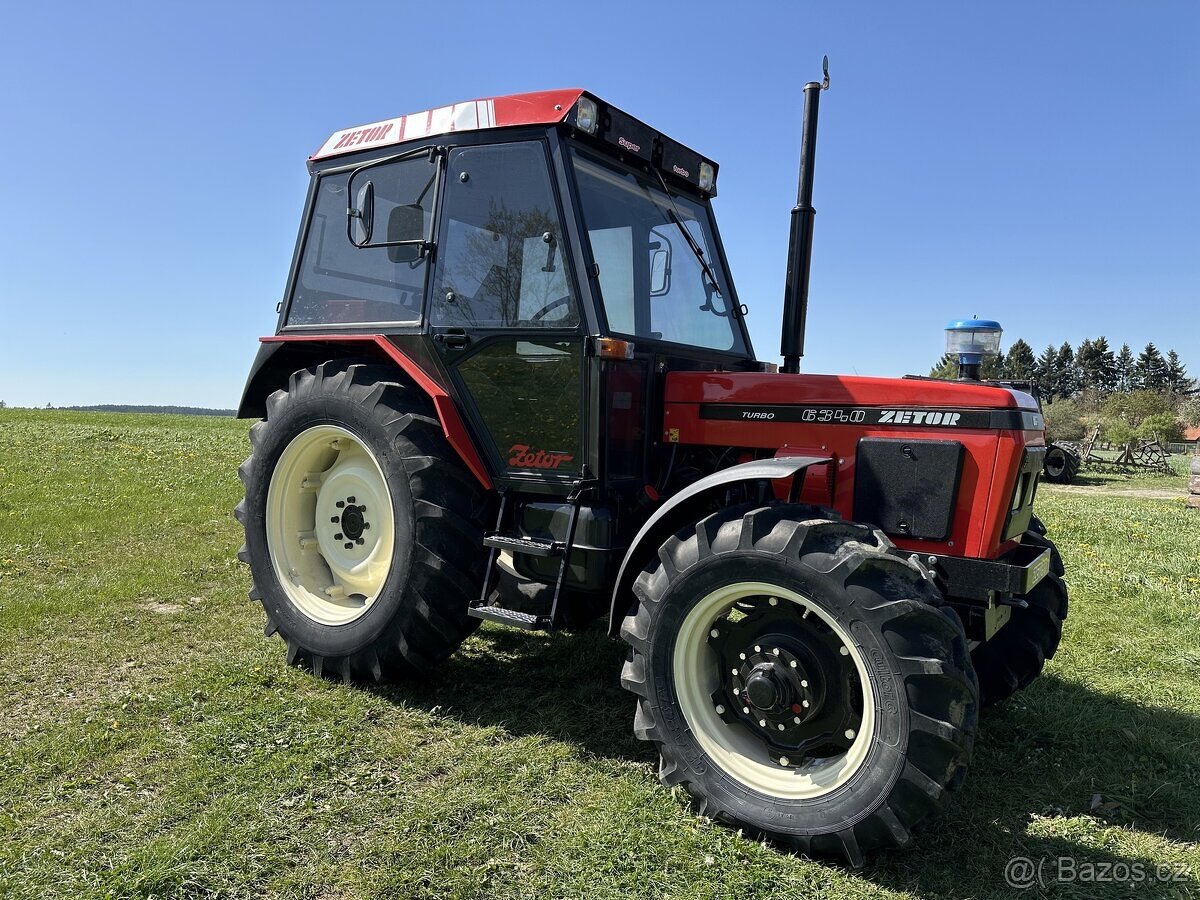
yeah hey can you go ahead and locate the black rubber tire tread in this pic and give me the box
[236,359,487,681]
[618,504,979,865]
[970,516,1069,706]
[1042,444,1080,484]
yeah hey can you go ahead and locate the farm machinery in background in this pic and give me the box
[234,62,1070,863]
[1045,428,1175,484]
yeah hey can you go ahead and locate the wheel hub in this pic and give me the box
[709,595,862,766]
[265,425,395,626]
[335,500,368,542]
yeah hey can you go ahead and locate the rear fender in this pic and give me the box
[607,456,825,634]
[238,334,492,489]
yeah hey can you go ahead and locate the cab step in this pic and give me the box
[467,605,551,631]
[482,533,561,557]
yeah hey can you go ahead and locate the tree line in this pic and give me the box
[931,338,1198,445]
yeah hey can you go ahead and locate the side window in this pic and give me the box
[432,142,579,328]
[287,155,436,326]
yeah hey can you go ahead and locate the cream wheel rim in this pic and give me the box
[266,425,395,625]
[672,581,875,800]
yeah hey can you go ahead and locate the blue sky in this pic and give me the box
[1,1,1196,408]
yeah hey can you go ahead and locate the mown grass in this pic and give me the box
[0,408,1197,899]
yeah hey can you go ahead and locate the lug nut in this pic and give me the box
[344,542,354,550]
[347,496,356,503]
[363,522,370,530]
[779,756,790,766]
[789,660,798,668]
[733,688,740,695]
[772,648,780,656]
[731,668,739,675]
[793,716,801,724]
[758,719,767,728]
[331,516,339,523]
[739,652,746,660]
[710,629,719,638]
[802,700,810,708]
[839,646,849,656]
[715,704,725,714]
[754,645,761,652]
[800,679,808,687]
[334,533,344,540]
[336,500,345,508]
[845,729,856,740]
[742,706,750,714]
[355,538,364,545]
[777,723,785,731]
[768,597,778,606]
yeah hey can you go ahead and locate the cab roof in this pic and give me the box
[311,89,584,161]
[310,89,719,195]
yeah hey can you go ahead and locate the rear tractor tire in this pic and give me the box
[1042,444,1080,484]
[619,505,979,864]
[970,517,1069,706]
[235,360,488,681]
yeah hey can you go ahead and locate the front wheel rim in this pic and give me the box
[266,425,396,626]
[673,581,875,800]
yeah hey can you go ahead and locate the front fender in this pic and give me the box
[607,456,826,634]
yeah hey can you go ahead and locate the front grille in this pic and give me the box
[1003,446,1046,541]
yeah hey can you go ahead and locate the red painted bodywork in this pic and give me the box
[662,372,1044,561]
[260,334,492,490]
[310,89,585,162]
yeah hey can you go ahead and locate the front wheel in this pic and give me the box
[619,505,979,864]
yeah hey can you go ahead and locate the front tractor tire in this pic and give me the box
[235,360,488,681]
[970,517,1069,706]
[619,505,979,864]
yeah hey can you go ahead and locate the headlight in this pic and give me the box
[574,97,598,134]
[698,161,715,193]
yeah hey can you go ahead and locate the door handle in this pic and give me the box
[435,329,470,349]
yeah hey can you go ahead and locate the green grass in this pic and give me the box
[0,408,1197,899]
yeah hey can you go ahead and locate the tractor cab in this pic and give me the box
[266,90,758,497]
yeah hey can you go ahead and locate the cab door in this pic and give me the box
[428,140,587,486]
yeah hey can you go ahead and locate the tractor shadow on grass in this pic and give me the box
[366,626,1200,895]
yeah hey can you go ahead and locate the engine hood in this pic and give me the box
[665,371,1039,411]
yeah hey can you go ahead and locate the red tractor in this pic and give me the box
[236,66,1067,863]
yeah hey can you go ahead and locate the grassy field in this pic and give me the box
[0,408,1197,899]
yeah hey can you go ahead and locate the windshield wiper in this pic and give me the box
[652,170,722,296]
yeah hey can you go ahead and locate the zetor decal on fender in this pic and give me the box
[507,445,574,470]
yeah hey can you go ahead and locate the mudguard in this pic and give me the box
[607,455,826,634]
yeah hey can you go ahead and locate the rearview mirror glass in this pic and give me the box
[387,204,425,263]
[349,180,374,246]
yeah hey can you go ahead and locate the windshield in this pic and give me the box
[569,147,748,354]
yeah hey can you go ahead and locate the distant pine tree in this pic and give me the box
[1036,344,1061,399]
[1136,343,1169,392]
[1165,349,1195,394]
[1005,339,1037,381]
[1115,343,1136,392]
[1056,342,1078,398]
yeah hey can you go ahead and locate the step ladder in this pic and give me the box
[469,492,581,632]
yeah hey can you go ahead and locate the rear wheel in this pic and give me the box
[970,517,1069,705]
[620,505,978,864]
[235,360,488,680]
[1043,445,1079,484]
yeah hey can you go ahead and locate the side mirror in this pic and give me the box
[348,180,374,246]
[387,204,425,263]
[649,249,670,295]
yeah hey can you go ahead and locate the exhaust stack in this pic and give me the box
[780,57,830,375]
